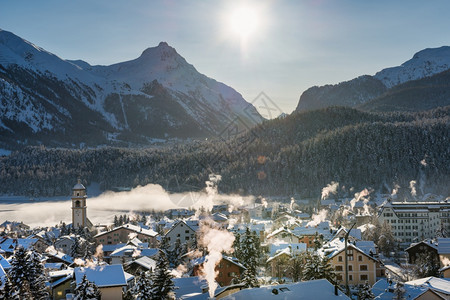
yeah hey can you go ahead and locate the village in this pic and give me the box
[0,180,449,300]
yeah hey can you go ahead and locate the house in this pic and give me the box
[219,279,350,300]
[94,223,158,246]
[266,244,307,279]
[230,223,266,242]
[372,279,441,300]
[124,256,156,276]
[54,235,78,255]
[438,238,450,268]
[266,227,301,244]
[192,255,246,287]
[164,220,196,249]
[405,239,439,264]
[49,268,74,300]
[321,240,379,286]
[74,265,128,300]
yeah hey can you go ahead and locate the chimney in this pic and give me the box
[334,285,338,296]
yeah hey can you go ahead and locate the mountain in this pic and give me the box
[296,46,450,112]
[0,30,263,148]
[1,106,448,198]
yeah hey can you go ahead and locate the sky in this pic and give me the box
[1,0,450,114]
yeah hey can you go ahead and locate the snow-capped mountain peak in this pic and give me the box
[375,46,450,88]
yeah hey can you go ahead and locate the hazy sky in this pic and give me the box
[1,0,450,113]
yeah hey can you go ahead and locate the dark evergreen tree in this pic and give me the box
[151,252,175,299]
[26,248,49,299]
[357,281,375,300]
[289,253,305,282]
[303,253,336,284]
[134,271,154,300]
[0,276,19,300]
[74,274,101,300]
[240,227,259,288]
[378,222,396,256]
[232,232,242,261]
[113,215,119,227]
[414,252,440,278]
[71,236,83,258]
[7,246,31,297]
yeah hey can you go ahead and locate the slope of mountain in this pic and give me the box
[360,69,450,112]
[1,106,448,198]
[0,30,263,148]
[296,46,450,112]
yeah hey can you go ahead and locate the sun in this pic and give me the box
[229,6,260,40]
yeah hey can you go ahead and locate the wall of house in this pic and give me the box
[330,250,377,286]
[193,258,244,287]
[165,222,195,249]
[99,286,123,300]
[442,268,450,278]
[95,228,156,246]
[415,290,445,300]
[54,239,75,254]
[52,280,72,300]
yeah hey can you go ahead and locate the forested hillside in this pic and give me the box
[1,106,449,198]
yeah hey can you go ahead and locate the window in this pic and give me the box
[348,265,353,271]
[337,274,343,281]
[360,265,368,271]
[185,230,189,233]
[358,256,363,261]
[338,256,343,262]
[185,236,190,241]
[360,274,368,281]
[349,275,353,281]
[335,266,343,271]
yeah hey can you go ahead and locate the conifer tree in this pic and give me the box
[303,253,336,284]
[74,274,101,300]
[8,246,31,297]
[151,252,175,299]
[0,276,19,300]
[26,249,49,299]
[134,271,154,300]
[233,232,242,261]
[357,281,375,300]
[240,227,259,288]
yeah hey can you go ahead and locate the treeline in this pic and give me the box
[0,106,449,198]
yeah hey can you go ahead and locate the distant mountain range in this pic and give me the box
[296,46,450,112]
[0,29,263,149]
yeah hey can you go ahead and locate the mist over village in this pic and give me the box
[1,1,450,299]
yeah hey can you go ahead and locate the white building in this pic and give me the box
[164,220,196,249]
[378,199,450,246]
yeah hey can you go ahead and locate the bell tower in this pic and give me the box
[72,179,87,229]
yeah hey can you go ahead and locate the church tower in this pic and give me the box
[72,179,87,229]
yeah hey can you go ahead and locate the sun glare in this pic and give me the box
[230,6,259,39]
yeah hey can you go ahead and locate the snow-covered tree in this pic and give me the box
[26,249,49,299]
[302,253,336,284]
[151,252,175,299]
[357,281,375,300]
[134,271,154,300]
[240,227,259,288]
[74,274,101,300]
[377,222,396,256]
[233,232,242,261]
[414,252,440,278]
[289,253,305,282]
[393,282,405,300]
[0,276,19,300]
[7,247,49,299]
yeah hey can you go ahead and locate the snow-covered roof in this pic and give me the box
[172,276,208,299]
[269,243,307,257]
[0,238,37,252]
[126,256,156,270]
[372,279,427,300]
[405,239,439,252]
[220,279,350,299]
[266,227,300,240]
[102,243,126,253]
[354,241,376,256]
[0,254,11,270]
[75,265,127,287]
[73,182,85,190]
[405,277,450,295]
[437,238,450,254]
[94,223,158,238]
[46,248,74,264]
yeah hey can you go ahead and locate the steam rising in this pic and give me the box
[306,209,328,227]
[410,180,417,197]
[198,220,235,298]
[321,181,339,200]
